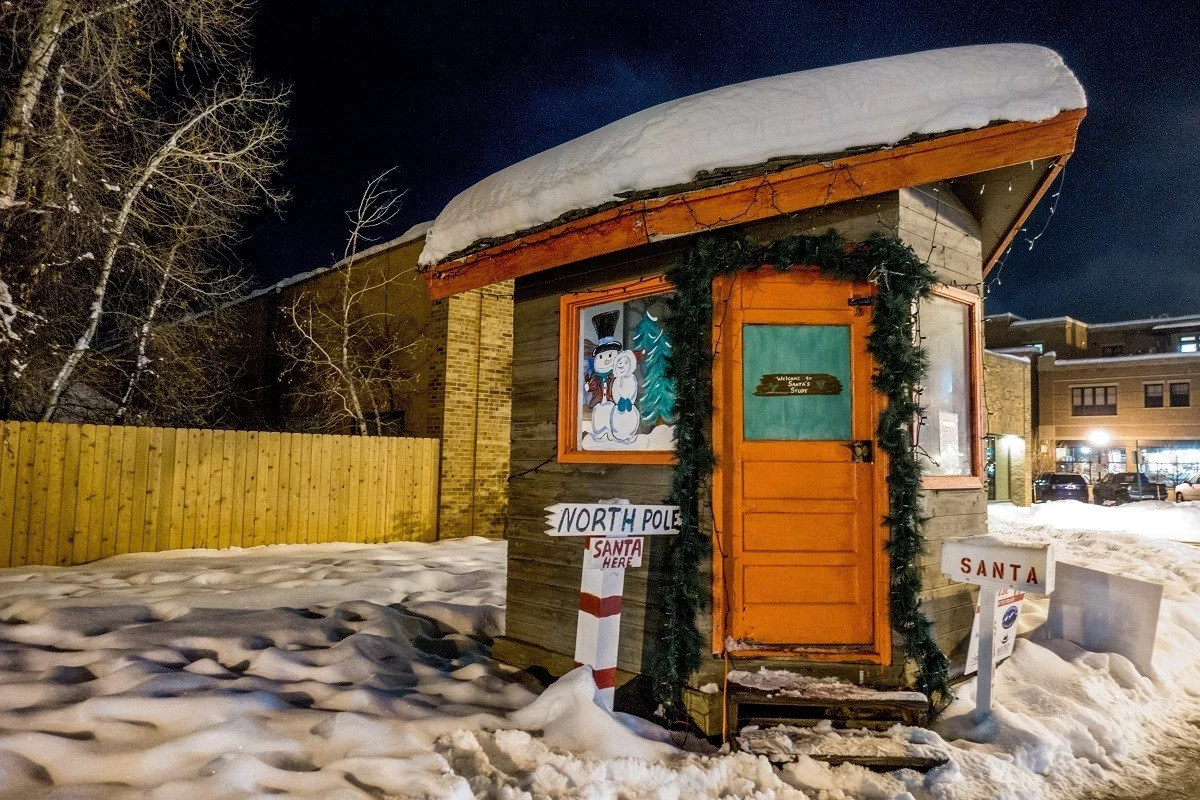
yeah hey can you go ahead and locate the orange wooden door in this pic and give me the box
[714,268,888,655]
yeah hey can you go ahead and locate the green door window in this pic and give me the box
[742,324,852,441]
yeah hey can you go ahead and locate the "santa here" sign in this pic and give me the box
[584,536,644,569]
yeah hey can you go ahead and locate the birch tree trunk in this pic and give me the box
[0,0,66,208]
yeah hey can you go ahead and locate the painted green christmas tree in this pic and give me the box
[632,311,676,428]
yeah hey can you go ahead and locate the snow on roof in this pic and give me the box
[239,220,432,307]
[419,44,1085,267]
[1050,350,1200,368]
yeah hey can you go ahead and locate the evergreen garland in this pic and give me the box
[652,228,950,712]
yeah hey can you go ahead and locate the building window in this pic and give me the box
[917,285,983,487]
[1180,335,1199,353]
[1102,345,1124,357]
[1171,382,1191,407]
[1024,342,1044,354]
[1071,385,1117,416]
[1145,383,1164,408]
[557,276,676,463]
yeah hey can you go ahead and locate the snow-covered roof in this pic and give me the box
[419,44,1085,267]
[239,220,432,307]
[1049,351,1200,368]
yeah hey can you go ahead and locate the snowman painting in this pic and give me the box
[587,310,621,442]
[609,349,641,443]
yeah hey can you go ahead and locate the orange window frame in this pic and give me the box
[557,275,677,465]
[920,284,986,490]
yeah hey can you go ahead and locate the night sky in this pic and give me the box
[243,1,1199,323]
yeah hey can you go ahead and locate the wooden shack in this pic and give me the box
[419,46,1085,733]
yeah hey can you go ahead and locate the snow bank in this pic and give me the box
[4,503,1200,799]
[420,44,1085,266]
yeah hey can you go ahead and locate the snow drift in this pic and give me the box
[3,503,1200,798]
[419,43,1086,266]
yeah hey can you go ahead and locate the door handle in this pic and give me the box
[849,440,873,463]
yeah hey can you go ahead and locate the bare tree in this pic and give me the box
[39,70,287,421]
[281,172,426,436]
[0,0,286,423]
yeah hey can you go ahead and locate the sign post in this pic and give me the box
[941,536,1055,722]
[545,500,679,710]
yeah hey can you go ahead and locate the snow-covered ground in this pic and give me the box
[0,503,1198,799]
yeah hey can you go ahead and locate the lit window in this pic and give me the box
[1145,383,1164,408]
[558,277,676,463]
[1181,335,1199,353]
[1072,385,1117,416]
[1024,342,1044,354]
[1171,382,1190,408]
[917,287,982,482]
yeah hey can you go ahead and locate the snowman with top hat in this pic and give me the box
[586,310,640,445]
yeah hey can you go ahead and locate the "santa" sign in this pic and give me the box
[941,536,1056,594]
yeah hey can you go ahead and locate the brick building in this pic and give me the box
[983,350,1033,505]
[986,313,1200,485]
[232,226,513,539]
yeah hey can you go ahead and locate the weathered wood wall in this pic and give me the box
[899,182,988,675]
[0,422,440,568]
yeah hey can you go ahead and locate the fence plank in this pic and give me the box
[228,430,248,549]
[167,428,189,552]
[87,425,110,563]
[0,423,21,567]
[11,423,36,566]
[57,423,81,566]
[127,425,151,555]
[71,425,95,566]
[153,428,176,555]
[218,430,236,550]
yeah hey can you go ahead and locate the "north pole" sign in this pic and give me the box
[545,503,680,537]
[545,499,679,711]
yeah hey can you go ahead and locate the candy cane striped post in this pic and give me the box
[574,536,625,711]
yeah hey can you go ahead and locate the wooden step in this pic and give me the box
[737,724,949,773]
[727,682,930,737]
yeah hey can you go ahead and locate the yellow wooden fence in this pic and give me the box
[0,422,440,568]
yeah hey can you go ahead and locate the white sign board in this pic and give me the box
[941,535,1056,722]
[544,500,679,711]
[584,536,644,570]
[1045,560,1162,677]
[545,503,680,537]
[966,588,1024,675]
[941,537,1056,595]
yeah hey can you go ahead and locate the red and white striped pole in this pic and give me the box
[574,536,626,710]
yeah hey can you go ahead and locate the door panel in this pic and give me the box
[715,268,886,652]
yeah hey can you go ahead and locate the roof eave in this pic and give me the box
[422,108,1085,300]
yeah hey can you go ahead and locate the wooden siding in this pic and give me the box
[504,198,906,679]
[899,182,988,676]
[0,422,440,568]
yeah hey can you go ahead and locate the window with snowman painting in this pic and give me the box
[560,278,676,461]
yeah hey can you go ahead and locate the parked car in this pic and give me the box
[1174,474,1200,502]
[1092,472,1168,505]
[1033,473,1090,503]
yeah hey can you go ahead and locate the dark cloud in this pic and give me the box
[242,0,1199,322]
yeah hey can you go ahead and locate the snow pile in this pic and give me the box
[420,44,1085,266]
[3,504,1200,798]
